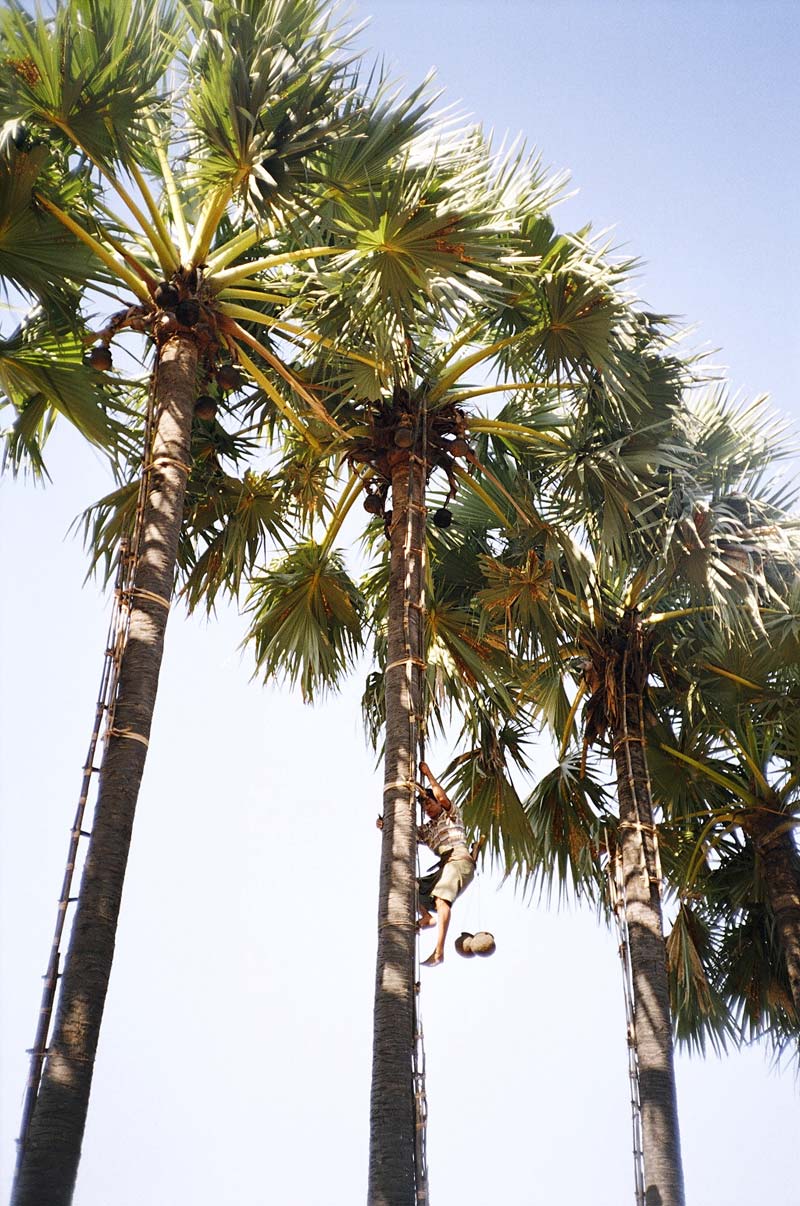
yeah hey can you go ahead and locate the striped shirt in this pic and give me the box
[418,803,469,856]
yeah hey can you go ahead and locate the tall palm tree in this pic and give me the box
[245,208,672,1199]
[1,3,449,1201]
[462,378,798,1206]
[533,392,800,1206]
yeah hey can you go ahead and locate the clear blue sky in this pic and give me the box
[2,4,799,1205]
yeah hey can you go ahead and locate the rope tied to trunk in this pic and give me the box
[107,727,150,748]
[385,655,428,672]
[142,455,192,475]
[127,588,172,611]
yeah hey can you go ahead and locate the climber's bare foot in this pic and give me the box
[416,913,435,930]
[421,951,444,966]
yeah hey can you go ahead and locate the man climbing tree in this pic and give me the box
[416,762,476,966]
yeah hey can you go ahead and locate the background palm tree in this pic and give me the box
[653,608,800,1031]
[446,381,800,1205]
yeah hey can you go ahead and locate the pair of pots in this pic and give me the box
[454,931,496,957]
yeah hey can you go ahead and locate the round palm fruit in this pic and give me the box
[449,437,470,458]
[432,507,453,529]
[216,363,244,392]
[455,933,476,958]
[363,494,384,515]
[194,395,217,421]
[470,931,496,956]
[174,298,201,327]
[154,281,180,309]
[87,345,112,371]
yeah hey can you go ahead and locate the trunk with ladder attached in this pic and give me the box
[610,613,685,1206]
[368,436,427,1206]
[12,333,199,1206]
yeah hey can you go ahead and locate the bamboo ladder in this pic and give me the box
[400,387,431,1203]
[607,640,664,1206]
[608,848,646,1206]
[15,377,160,1169]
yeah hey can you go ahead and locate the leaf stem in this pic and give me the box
[223,319,346,437]
[128,160,179,272]
[209,246,344,291]
[234,347,320,451]
[34,194,151,302]
[451,463,514,531]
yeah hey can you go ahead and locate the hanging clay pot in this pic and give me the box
[432,507,453,529]
[194,395,217,421]
[469,931,496,956]
[87,345,112,371]
[217,363,244,392]
[454,932,476,958]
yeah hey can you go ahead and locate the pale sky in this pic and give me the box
[2,3,799,1204]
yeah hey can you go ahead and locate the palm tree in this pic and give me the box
[523,391,800,1206]
[655,610,800,1022]
[1,3,451,1200]
[244,207,677,1199]
[463,379,799,1206]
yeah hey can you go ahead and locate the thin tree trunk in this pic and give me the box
[368,448,426,1206]
[612,625,685,1206]
[12,334,199,1206]
[750,811,800,1013]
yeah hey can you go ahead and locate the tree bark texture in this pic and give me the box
[750,810,800,1014]
[368,450,426,1206]
[612,626,686,1206]
[12,334,199,1206]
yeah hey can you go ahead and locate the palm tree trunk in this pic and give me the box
[612,624,685,1206]
[368,448,426,1206]
[750,811,800,1013]
[12,334,199,1206]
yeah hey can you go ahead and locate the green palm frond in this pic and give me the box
[0,0,179,172]
[689,388,796,500]
[181,469,289,611]
[274,432,336,526]
[426,597,511,706]
[666,902,734,1055]
[315,146,508,346]
[185,2,355,204]
[718,903,798,1042]
[0,134,98,317]
[245,540,366,700]
[1,319,122,475]
[79,477,140,581]
[521,755,608,901]
[443,715,536,877]
[475,550,558,651]
[317,70,438,192]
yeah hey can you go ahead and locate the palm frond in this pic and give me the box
[245,539,366,700]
